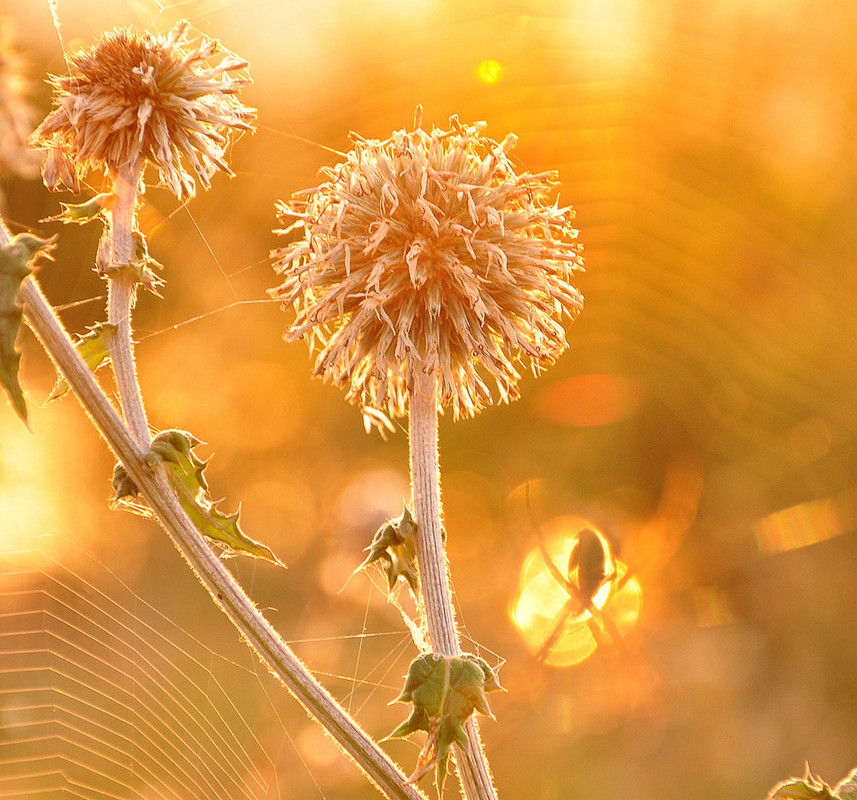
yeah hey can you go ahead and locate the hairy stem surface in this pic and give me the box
[3,218,426,800]
[408,368,498,800]
[106,161,149,444]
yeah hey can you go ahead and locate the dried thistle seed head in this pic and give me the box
[32,21,255,198]
[271,113,584,420]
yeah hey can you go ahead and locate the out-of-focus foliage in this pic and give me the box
[0,233,54,421]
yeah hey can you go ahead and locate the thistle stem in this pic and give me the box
[409,368,457,656]
[106,161,149,445]
[2,218,426,800]
[408,368,498,800]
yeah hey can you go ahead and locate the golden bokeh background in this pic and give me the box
[2,1,857,798]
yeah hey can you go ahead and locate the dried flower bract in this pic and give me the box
[272,114,584,419]
[32,21,254,198]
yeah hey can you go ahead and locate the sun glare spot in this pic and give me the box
[512,520,642,667]
[476,59,503,84]
[0,421,64,557]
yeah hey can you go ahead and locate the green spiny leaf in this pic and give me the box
[0,234,56,423]
[435,743,451,797]
[48,322,116,401]
[144,429,284,566]
[770,765,835,800]
[42,193,117,225]
[390,653,501,794]
[355,506,418,592]
[112,462,138,501]
[383,707,431,741]
[97,229,165,296]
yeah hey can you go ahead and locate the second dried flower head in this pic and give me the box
[32,21,254,198]
[272,113,584,420]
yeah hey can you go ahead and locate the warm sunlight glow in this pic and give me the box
[0,420,63,556]
[476,58,503,84]
[537,373,641,427]
[512,521,642,667]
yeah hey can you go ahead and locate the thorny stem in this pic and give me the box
[106,161,149,445]
[409,368,498,800]
[2,220,426,800]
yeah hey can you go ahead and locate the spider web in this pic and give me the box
[0,535,420,800]
[0,544,278,799]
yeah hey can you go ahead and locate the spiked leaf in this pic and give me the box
[770,766,836,800]
[389,653,502,795]
[48,322,116,401]
[42,192,117,224]
[384,707,431,741]
[97,230,165,296]
[0,234,56,422]
[141,429,284,565]
[355,506,418,592]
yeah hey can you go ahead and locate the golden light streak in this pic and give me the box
[753,488,857,555]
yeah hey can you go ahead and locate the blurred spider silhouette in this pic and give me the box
[524,484,639,664]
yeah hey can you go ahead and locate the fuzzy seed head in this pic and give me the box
[32,21,254,198]
[272,114,584,419]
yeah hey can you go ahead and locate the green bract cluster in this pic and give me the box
[387,653,502,793]
[0,234,55,422]
[356,507,419,592]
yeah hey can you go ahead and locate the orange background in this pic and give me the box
[2,1,857,799]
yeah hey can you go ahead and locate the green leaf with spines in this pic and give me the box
[0,234,56,422]
[768,765,855,800]
[386,653,502,795]
[48,322,116,401]
[355,507,418,592]
[115,429,284,566]
[42,192,117,225]
[97,230,165,296]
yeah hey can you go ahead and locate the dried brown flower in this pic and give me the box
[32,21,254,198]
[272,114,584,419]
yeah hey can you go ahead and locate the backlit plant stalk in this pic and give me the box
[15,18,429,800]
[273,111,585,799]
[105,160,148,442]
[32,21,255,443]
[3,219,425,800]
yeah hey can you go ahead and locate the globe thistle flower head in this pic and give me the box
[32,21,254,198]
[272,113,584,420]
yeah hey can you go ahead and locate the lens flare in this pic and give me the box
[476,59,503,84]
[512,520,642,667]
